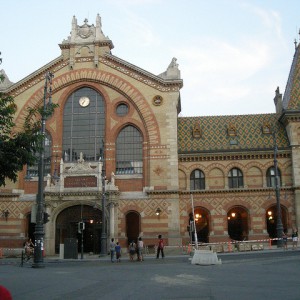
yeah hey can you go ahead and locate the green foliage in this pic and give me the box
[0,73,58,186]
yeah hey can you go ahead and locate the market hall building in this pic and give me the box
[0,15,299,255]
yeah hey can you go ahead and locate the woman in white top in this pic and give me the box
[137,237,144,261]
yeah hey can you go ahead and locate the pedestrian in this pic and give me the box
[115,242,121,262]
[156,234,164,259]
[110,238,116,262]
[24,238,34,260]
[129,240,136,261]
[137,237,144,261]
[292,228,298,250]
[282,231,288,250]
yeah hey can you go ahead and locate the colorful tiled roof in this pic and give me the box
[283,45,300,110]
[178,113,289,153]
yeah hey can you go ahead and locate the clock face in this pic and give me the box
[79,96,90,107]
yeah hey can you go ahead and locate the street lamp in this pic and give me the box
[32,72,54,268]
[273,130,284,248]
[100,142,107,256]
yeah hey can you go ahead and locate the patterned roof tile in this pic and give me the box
[178,113,289,153]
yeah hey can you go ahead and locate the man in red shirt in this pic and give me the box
[156,234,165,259]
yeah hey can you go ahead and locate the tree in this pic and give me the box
[0,54,57,186]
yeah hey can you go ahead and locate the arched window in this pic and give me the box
[190,169,205,190]
[27,133,52,177]
[116,125,143,175]
[228,168,243,188]
[266,166,281,187]
[63,87,105,162]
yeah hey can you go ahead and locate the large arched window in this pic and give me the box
[190,169,205,190]
[116,125,143,175]
[266,166,281,188]
[228,168,243,189]
[63,87,105,162]
[27,132,52,177]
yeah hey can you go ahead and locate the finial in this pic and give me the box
[294,39,297,50]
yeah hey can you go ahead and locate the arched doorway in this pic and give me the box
[227,206,249,241]
[189,207,210,243]
[266,204,288,240]
[55,205,102,254]
[126,211,140,245]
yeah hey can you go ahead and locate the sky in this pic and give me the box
[1,0,300,117]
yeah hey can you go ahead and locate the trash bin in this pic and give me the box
[64,238,78,259]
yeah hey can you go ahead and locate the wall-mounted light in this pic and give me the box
[2,210,9,221]
[155,208,162,216]
[231,212,236,218]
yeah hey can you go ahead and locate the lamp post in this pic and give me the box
[100,142,107,256]
[273,130,284,248]
[32,72,54,268]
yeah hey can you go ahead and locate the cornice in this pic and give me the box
[44,190,120,197]
[179,186,295,195]
[279,110,300,126]
[59,40,114,50]
[103,53,183,91]
[4,56,66,97]
[146,189,179,195]
[179,149,291,162]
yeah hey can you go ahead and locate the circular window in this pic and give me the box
[116,103,129,116]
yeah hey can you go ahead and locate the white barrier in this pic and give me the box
[191,249,222,265]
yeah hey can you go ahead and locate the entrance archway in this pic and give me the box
[227,206,249,241]
[55,205,102,254]
[126,211,140,245]
[266,204,288,239]
[190,207,210,243]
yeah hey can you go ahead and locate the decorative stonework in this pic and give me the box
[227,123,237,136]
[152,95,163,106]
[153,166,163,176]
[262,122,271,134]
[100,54,183,92]
[192,123,202,139]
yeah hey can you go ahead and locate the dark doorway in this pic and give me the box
[126,211,140,245]
[190,207,210,243]
[55,205,102,254]
[266,204,288,241]
[227,206,249,241]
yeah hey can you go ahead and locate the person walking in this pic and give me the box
[292,228,298,250]
[110,238,116,262]
[115,242,121,262]
[137,237,144,261]
[156,234,164,259]
[24,238,34,261]
[283,231,288,250]
[129,240,136,261]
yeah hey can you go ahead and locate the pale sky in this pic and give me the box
[1,0,299,116]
